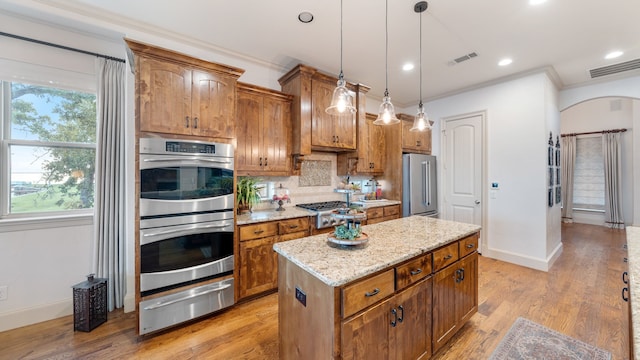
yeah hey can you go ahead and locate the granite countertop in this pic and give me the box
[236,200,401,225]
[273,216,481,287]
[350,199,401,209]
[626,226,640,359]
[236,207,315,225]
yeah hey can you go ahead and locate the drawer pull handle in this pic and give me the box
[289,225,299,229]
[365,288,380,297]
[254,229,264,235]
[410,269,422,276]
[444,254,453,260]
[466,244,474,249]
[623,287,629,302]
[185,115,190,128]
[390,308,397,327]
[398,305,404,323]
[623,271,629,284]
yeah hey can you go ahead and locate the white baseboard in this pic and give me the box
[483,242,564,272]
[0,299,72,332]
[0,294,137,332]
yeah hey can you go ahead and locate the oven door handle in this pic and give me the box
[142,283,232,310]
[143,224,230,238]
[142,157,232,164]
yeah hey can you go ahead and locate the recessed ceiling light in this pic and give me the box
[298,11,314,23]
[529,0,547,5]
[498,58,513,66]
[403,63,415,71]
[605,51,624,60]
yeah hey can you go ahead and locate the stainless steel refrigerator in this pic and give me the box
[402,153,438,217]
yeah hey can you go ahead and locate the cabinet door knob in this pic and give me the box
[623,271,629,284]
[259,157,263,166]
[397,305,404,323]
[264,157,268,166]
[623,287,629,302]
[416,140,421,146]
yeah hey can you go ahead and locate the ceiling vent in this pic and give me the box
[448,52,478,66]
[589,58,640,78]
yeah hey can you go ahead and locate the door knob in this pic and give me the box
[475,200,480,205]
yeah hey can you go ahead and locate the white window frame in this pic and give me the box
[0,45,97,230]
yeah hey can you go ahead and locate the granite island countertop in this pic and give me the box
[273,216,481,287]
[626,226,640,359]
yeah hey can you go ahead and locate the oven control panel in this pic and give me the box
[166,141,215,154]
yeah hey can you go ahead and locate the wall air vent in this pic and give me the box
[448,52,478,66]
[589,58,640,78]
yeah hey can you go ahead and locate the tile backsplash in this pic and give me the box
[248,152,373,211]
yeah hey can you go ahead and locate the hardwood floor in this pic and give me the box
[0,223,629,359]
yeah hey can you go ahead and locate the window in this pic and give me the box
[1,81,96,217]
[572,136,604,211]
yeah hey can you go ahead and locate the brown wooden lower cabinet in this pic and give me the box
[432,251,478,353]
[237,217,310,300]
[364,204,401,225]
[342,277,432,360]
[278,232,479,359]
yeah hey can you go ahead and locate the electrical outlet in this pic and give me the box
[0,285,7,301]
[295,286,306,307]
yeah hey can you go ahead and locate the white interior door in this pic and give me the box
[443,113,484,250]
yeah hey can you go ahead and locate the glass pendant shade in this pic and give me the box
[374,93,400,125]
[326,77,356,115]
[410,103,431,131]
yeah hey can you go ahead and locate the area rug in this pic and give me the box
[489,317,612,360]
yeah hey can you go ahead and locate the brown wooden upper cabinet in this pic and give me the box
[338,112,385,175]
[126,39,244,139]
[399,113,432,154]
[279,64,367,156]
[236,83,293,176]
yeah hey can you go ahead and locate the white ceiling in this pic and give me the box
[1,0,640,107]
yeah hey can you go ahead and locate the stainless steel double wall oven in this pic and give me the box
[138,137,235,334]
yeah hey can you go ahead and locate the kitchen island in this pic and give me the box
[274,216,481,359]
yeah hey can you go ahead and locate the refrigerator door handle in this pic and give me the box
[422,161,431,206]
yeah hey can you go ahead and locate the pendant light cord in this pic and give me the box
[419,5,423,107]
[384,0,389,96]
[339,0,344,80]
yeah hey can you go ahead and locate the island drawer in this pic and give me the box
[278,217,310,235]
[239,222,279,241]
[395,254,432,290]
[342,269,395,318]
[459,233,479,257]
[433,242,459,272]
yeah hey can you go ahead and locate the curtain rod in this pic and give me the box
[0,31,125,63]
[561,128,627,137]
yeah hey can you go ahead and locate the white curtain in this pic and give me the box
[602,132,625,229]
[560,135,576,223]
[94,58,126,311]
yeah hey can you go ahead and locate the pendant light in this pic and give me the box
[374,0,400,125]
[410,1,432,132]
[326,0,356,115]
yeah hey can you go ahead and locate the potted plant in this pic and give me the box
[236,177,263,214]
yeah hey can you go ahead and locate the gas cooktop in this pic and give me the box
[296,201,346,212]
